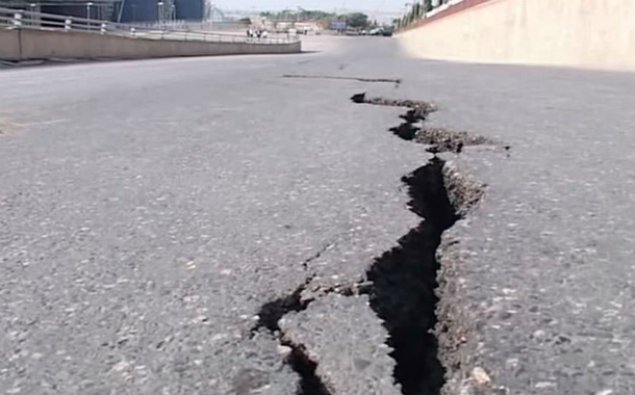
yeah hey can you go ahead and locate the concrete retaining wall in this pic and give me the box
[0,28,301,61]
[0,30,20,60]
[398,0,635,71]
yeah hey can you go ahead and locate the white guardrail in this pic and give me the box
[425,0,467,18]
[399,0,469,29]
[0,6,299,45]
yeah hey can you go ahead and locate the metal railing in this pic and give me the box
[130,20,246,32]
[0,6,299,45]
[398,0,469,30]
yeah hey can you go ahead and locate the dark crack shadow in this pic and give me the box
[250,93,489,395]
[252,280,312,334]
[251,276,333,395]
[351,93,505,154]
[348,93,489,394]
[365,158,459,395]
[348,93,490,394]
[390,122,420,141]
[281,338,333,395]
[350,93,436,114]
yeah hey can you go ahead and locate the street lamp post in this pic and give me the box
[86,2,93,28]
[209,2,214,29]
[157,1,164,23]
[29,3,36,26]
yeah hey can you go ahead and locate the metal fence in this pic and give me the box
[398,0,468,29]
[0,6,299,45]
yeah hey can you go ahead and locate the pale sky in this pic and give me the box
[213,0,405,13]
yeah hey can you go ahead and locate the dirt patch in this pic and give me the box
[350,93,506,154]
[350,93,437,115]
[417,127,496,154]
[443,163,486,217]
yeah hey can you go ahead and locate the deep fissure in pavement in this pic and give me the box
[389,122,420,141]
[351,93,488,394]
[252,278,332,395]
[351,93,496,154]
[281,338,333,395]
[252,284,309,333]
[350,93,437,114]
[351,93,435,143]
[365,158,460,395]
[251,93,486,394]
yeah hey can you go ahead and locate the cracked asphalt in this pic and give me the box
[2,36,635,395]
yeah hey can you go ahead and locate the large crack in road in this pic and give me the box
[355,94,487,394]
[351,92,504,154]
[366,158,458,395]
[252,93,492,395]
[252,275,332,394]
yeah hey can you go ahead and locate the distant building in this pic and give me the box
[2,0,204,23]
[2,0,121,21]
[119,0,161,22]
[174,0,203,21]
[294,21,320,34]
[250,15,274,30]
[275,21,292,32]
[120,0,205,23]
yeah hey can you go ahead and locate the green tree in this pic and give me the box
[412,3,421,19]
[345,12,369,29]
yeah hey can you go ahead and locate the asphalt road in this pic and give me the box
[1,36,635,395]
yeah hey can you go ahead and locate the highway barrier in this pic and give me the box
[0,7,301,61]
[398,0,635,71]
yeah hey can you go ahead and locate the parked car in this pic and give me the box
[369,27,394,37]
[381,26,394,37]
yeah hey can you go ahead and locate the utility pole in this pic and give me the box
[86,1,93,28]
[210,1,214,29]
[117,0,126,22]
[157,1,164,23]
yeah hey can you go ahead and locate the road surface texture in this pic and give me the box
[1,36,635,395]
